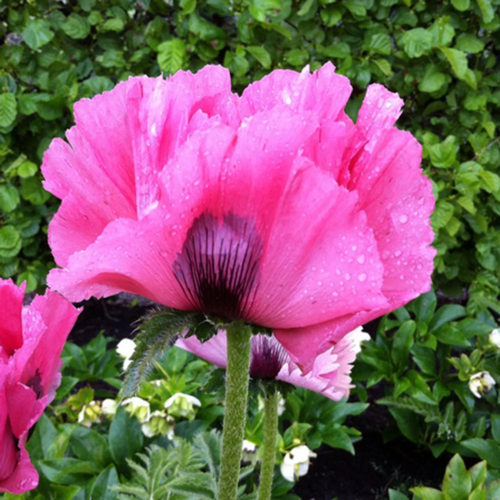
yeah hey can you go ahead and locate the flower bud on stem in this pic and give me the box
[218,322,252,500]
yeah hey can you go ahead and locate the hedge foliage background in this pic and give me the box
[0,0,499,310]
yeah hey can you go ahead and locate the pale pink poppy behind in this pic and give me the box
[176,327,370,401]
[43,63,435,371]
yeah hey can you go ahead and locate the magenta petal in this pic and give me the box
[240,63,352,122]
[253,157,388,328]
[47,215,191,308]
[0,280,24,356]
[42,78,139,266]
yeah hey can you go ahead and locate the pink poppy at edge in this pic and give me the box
[0,279,80,494]
[43,63,436,372]
[177,328,370,401]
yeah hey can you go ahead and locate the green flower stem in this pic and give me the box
[257,390,279,500]
[218,322,252,500]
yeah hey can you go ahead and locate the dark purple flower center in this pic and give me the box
[26,370,44,399]
[173,212,263,321]
[249,335,288,379]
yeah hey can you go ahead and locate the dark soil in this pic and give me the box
[68,296,450,500]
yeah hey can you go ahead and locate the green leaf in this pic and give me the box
[38,458,101,485]
[285,48,309,67]
[411,487,445,500]
[322,428,355,454]
[491,414,500,443]
[22,19,54,50]
[401,28,433,58]
[476,0,494,23]
[419,66,446,93]
[462,439,500,468]
[62,14,91,39]
[108,406,144,470]
[0,226,21,260]
[0,93,17,127]
[428,305,467,333]
[451,0,470,10]
[469,461,487,490]
[388,408,421,443]
[90,465,119,500]
[247,46,272,69]
[368,33,392,55]
[433,325,470,346]
[320,6,342,27]
[440,47,468,79]
[392,320,415,371]
[297,0,315,17]
[456,34,485,54]
[442,454,471,500]
[157,39,186,74]
[432,201,454,229]
[0,184,20,213]
[429,18,455,47]
[70,427,112,466]
[389,490,410,500]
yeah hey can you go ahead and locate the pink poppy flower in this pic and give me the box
[43,63,435,371]
[176,327,370,401]
[0,279,80,494]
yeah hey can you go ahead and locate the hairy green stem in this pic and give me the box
[257,390,279,500]
[218,322,252,500]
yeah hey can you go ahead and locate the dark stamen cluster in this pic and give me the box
[173,212,263,321]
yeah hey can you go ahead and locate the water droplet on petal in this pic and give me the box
[399,214,408,224]
[357,254,365,264]
[358,273,367,282]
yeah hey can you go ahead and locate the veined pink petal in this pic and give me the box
[0,280,24,357]
[43,66,237,266]
[240,63,352,122]
[253,156,388,328]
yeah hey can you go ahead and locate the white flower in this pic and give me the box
[101,399,118,417]
[164,393,201,420]
[122,397,151,423]
[242,440,259,464]
[77,401,102,428]
[280,445,317,482]
[116,339,136,371]
[489,329,500,349]
[141,411,174,439]
[277,397,286,416]
[469,371,497,398]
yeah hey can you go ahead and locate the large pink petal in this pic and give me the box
[42,78,140,267]
[347,85,436,308]
[47,213,192,307]
[240,63,352,122]
[125,66,236,219]
[252,156,388,329]
[0,280,24,357]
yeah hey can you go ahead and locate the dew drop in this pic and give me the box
[345,273,351,281]
[399,214,408,224]
[357,254,365,264]
[358,273,367,282]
